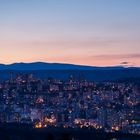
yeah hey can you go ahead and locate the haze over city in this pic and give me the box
[0,0,140,66]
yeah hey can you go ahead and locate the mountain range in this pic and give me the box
[0,62,138,70]
[0,62,140,81]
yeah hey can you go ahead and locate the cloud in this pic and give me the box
[120,62,129,65]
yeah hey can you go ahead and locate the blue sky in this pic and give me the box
[0,0,140,66]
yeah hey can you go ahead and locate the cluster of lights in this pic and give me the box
[111,126,120,131]
[34,116,56,129]
[34,122,48,129]
[36,97,44,104]
[35,122,43,129]
[44,116,56,124]
[74,119,102,129]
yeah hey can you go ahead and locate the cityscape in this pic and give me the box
[0,0,140,139]
[0,73,139,136]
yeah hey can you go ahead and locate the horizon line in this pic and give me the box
[0,61,139,68]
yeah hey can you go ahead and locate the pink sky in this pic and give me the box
[0,0,140,67]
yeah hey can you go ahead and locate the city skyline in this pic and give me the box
[0,0,140,66]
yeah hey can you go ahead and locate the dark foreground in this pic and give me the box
[0,123,140,140]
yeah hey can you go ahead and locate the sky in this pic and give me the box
[0,0,140,66]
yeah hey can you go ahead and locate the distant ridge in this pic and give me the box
[0,62,137,70]
[0,62,140,81]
